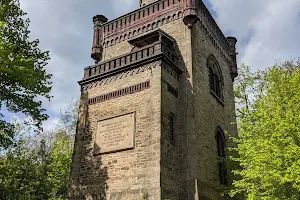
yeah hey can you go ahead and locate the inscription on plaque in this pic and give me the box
[95,113,135,154]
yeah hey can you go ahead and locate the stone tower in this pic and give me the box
[68,0,238,200]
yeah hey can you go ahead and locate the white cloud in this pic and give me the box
[111,0,137,16]
[208,0,300,70]
[42,118,60,132]
[19,0,138,130]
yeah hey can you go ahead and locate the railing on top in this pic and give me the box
[102,0,182,36]
[83,41,176,80]
[99,0,230,55]
[196,0,230,54]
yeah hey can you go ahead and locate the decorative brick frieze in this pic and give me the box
[91,0,235,64]
[101,0,182,38]
[101,8,183,49]
[90,0,183,64]
[82,40,178,86]
[196,21,231,66]
[196,0,230,56]
[162,61,180,81]
[81,61,160,91]
[88,81,150,105]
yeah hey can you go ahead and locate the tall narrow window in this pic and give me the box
[209,68,214,91]
[169,114,175,143]
[216,129,227,185]
[207,55,223,101]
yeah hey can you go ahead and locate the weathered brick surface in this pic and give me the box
[69,1,239,199]
[69,61,162,200]
[102,41,132,61]
[188,22,238,200]
[158,20,193,200]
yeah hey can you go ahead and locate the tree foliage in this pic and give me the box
[0,0,52,148]
[0,100,78,200]
[230,61,300,199]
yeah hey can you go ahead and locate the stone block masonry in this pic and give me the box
[68,0,239,199]
[69,60,163,200]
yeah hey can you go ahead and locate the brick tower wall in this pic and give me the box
[96,17,193,200]
[69,0,239,199]
[93,18,192,200]
[159,20,193,200]
[68,61,163,200]
[189,22,238,200]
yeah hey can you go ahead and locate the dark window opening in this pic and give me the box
[208,55,223,101]
[209,68,214,91]
[216,130,227,185]
[129,29,175,51]
[218,162,227,185]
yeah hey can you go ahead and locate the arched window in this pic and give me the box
[207,55,223,100]
[169,113,175,143]
[216,128,227,185]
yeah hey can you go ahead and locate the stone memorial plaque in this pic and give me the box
[95,113,135,154]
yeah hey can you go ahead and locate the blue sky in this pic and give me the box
[12,0,300,130]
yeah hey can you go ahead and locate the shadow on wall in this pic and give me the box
[67,92,109,200]
[160,40,196,199]
[67,40,195,200]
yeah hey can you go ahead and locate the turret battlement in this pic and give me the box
[91,0,234,66]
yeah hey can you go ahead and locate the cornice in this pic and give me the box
[90,0,238,78]
[101,7,182,49]
[80,41,180,86]
[81,61,161,91]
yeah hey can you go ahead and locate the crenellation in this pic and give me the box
[91,0,233,66]
[101,9,183,49]
[102,0,180,36]
[196,0,230,54]
[84,37,178,84]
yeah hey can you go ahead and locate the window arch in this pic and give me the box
[216,128,227,185]
[207,55,223,100]
[169,113,175,143]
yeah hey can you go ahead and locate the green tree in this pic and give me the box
[46,131,73,200]
[230,61,300,199]
[58,98,79,135]
[0,122,49,200]
[0,100,78,199]
[0,0,52,148]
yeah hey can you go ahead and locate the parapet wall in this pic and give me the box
[91,0,234,65]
